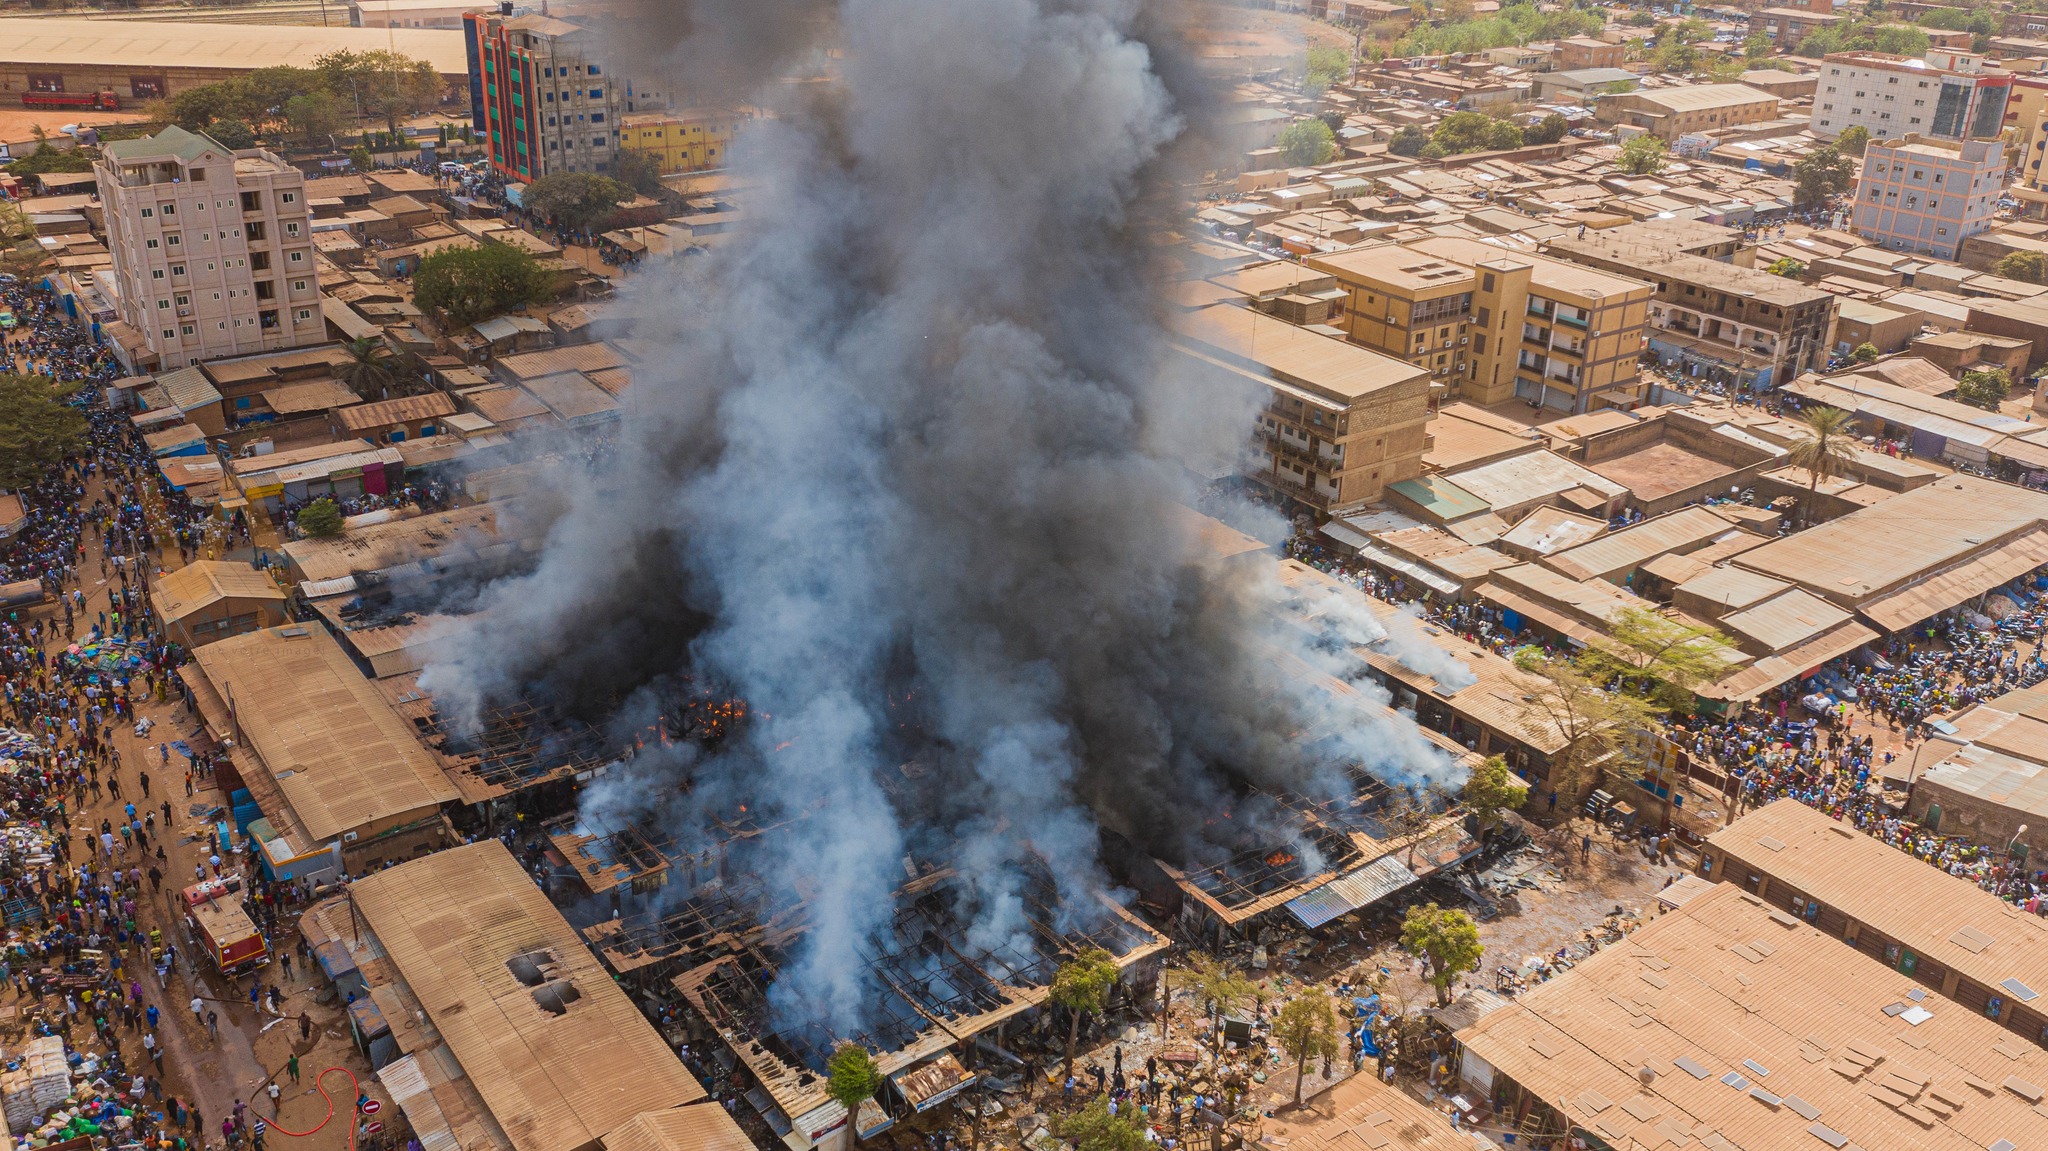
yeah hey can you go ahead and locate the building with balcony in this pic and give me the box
[1305,244,1476,396]
[1545,232,1837,391]
[1813,50,2011,142]
[1852,135,2004,260]
[1409,236,1654,415]
[463,9,668,180]
[1595,83,1782,141]
[96,126,325,373]
[1170,303,1432,512]
[1752,0,1846,51]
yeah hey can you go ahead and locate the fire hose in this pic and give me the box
[260,1066,375,1151]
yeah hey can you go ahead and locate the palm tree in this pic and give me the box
[337,337,398,401]
[1787,405,1858,526]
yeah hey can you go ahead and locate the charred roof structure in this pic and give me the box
[669,855,1168,1141]
[380,673,613,805]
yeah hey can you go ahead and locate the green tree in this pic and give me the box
[1432,111,1500,155]
[1654,39,1700,73]
[1617,134,1668,175]
[1417,141,1448,160]
[1587,607,1739,710]
[1996,250,2048,285]
[349,144,374,172]
[1787,405,1859,524]
[1487,120,1524,150]
[0,374,87,492]
[610,149,667,197]
[1303,44,1353,95]
[412,243,552,327]
[205,119,256,150]
[1401,904,1483,1007]
[523,171,636,235]
[1628,10,1658,26]
[1391,4,1604,56]
[1058,1098,1148,1151]
[1834,125,1870,157]
[1526,113,1569,145]
[1958,367,2013,411]
[295,498,345,539]
[1278,118,1338,166]
[3,144,93,178]
[1851,342,1880,363]
[1793,145,1854,208]
[1273,994,1340,1107]
[1512,647,1659,802]
[315,49,444,134]
[1871,24,1932,54]
[1387,125,1430,157]
[1167,952,1260,1045]
[336,337,400,401]
[824,1043,881,1134]
[1050,949,1120,1081]
[1767,256,1807,278]
[1462,755,1528,829]
[284,90,348,146]
[1744,31,1773,59]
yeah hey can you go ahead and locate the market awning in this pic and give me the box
[1320,519,1371,551]
[1285,853,1418,928]
[1357,542,1462,597]
[1858,527,2048,634]
[1698,619,1878,702]
[1473,582,1605,648]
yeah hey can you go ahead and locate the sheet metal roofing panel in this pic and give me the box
[1858,527,2048,635]
[1718,588,1855,652]
[1732,475,2048,604]
[1286,854,1420,928]
[599,1106,753,1151]
[351,842,706,1151]
[1543,506,1743,583]
[1705,801,2048,1005]
[1457,882,2048,1151]
[1676,565,1794,613]
[190,626,458,841]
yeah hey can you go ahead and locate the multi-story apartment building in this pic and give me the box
[1306,244,1476,394]
[463,7,668,180]
[619,108,746,175]
[1555,35,1625,71]
[1311,237,1652,414]
[1813,50,2011,142]
[96,126,324,373]
[1545,233,1837,390]
[1852,135,2004,260]
[1171,303,1431,512]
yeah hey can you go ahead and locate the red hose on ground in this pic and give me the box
[259,1066,365,1151]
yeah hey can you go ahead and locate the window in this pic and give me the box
[166,234,179,247]
[288,248,304,261]
[281,192,296,204]
[152,269,165,280]
[180,325,194,336]
[592,136,605,147]
[240,191,260,212]
[296,309,313,322]
[163,330,174,340]
[589,64,601,74]
[174,294,188,306]
[160,203,175,216]
[187,168,205,183]
[293,279,307,292]
[591,112,605,123]
[140,208,155,219]
[590,88,603,99]
[156,299,170,310]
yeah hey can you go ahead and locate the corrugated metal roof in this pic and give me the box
[600,1106,753,1151]
[1458,880,2048,1151]
[1859,526,2048,634]
[1286,853,1418,928]
[190,626,457,841]
[1545,506,1749,583]
[350,843,706,1151]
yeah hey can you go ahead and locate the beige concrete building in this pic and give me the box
[1171,304,1432,512]
[1306,244,1476,394]
[97,126,325,373]
[1596,83,1782,140]
[1409,236,1655,414]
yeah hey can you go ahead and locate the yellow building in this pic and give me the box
[1307,244,1477,395]
[1171,303,1433,512]
[619,109,746,175]
[1307,237,1653,413]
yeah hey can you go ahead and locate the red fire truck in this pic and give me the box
[21,91,120,111]
[181,875,269,976]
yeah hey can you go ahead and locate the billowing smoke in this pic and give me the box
[423,0,1463,1036]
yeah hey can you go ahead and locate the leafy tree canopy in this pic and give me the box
[1958,368,2013,411]
[523,171,636,235]
[1617,134,1668,175]
[412,243,552,328]
[1279,118,1338,167]
[295,498,345,539]
[0,375,86,492]
[1401,903,1484,1006]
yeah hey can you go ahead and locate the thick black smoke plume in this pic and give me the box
[423,0,1466,1035]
